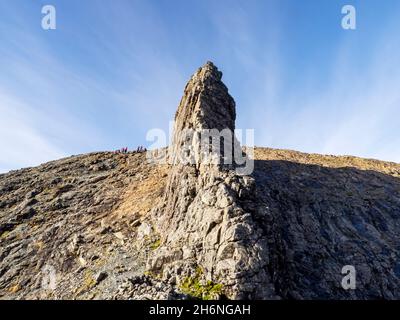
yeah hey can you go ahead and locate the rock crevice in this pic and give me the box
[147,62,274,299]
[2,62,400,300]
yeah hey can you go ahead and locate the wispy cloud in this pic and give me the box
[281,21,400,162]
[0,92,66,172]
[0,0,399,173]
[207,1,400,163]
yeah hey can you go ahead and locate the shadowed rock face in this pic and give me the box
[1,62,400,300]
[252,156,400,299]
[145,62,400,299]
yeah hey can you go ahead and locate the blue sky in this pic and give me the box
[1,0,400,173]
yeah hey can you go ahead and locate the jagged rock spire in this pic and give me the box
[173,61,236,133]
[170,61,239,167]
[149,62,270,300]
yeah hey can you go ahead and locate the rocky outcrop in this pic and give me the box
[140,62,400,299]
[252,148,400,299]
[1,62,400,300]
[145,62,274,299]
[0,152,170,299]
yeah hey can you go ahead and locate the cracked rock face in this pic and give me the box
[147,62,278,299]
[146,62,400,299]
[1,62,400,300]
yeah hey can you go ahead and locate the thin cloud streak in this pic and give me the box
[0,92,66,172]
[0,0,399,173]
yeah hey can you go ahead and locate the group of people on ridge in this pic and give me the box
[114,146,147,154]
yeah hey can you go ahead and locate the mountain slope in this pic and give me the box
[0,152,168,299]
[1,62,400,300]
[1,147,400,299]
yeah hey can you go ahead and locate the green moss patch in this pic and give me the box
[179,267,223,300]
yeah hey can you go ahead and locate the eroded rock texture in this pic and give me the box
[143,62,400,300]
[0,152,170,299]
[1,62,400,300]
[148,62,273,299]
[252,149,400,299]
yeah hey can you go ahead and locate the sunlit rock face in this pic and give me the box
[1,62,400,300]
[150,61,272,299]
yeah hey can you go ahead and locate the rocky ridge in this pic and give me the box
[1,62,400,299]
